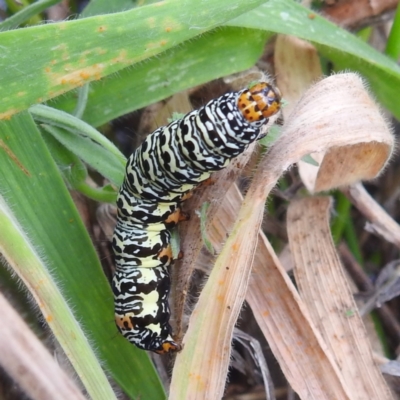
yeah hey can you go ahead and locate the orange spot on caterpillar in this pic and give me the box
[115,313,135,330]
[158,245,173,261]
[46,315,53,322]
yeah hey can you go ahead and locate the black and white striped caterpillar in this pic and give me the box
[112,81,281,353]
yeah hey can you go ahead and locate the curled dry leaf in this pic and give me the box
[343,182,400,248]
[169,72,394,400]
[211,184,352,399]
[290,75,393,193]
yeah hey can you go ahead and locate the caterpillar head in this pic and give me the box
[238,81,281,123]
[154,339,182,354]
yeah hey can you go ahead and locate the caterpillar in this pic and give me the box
[112,81,281,354]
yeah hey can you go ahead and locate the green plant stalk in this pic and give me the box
[73,84,90,119]
[30,105,126,166]
[344,218,363,265]
[385,1,400,60]
[0,197,117,400]
[0,0,62,30]
[75,181,118,203]
[41,123,125,186]
[331,191,352,244]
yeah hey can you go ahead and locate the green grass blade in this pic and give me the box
[73,83,90,119]
[385,1,400,60]
[42,123,124,186]
[41,130,118,203]
[80,0,159,17]
[54,1,400,127]
[30,104,125,165]
[0,196,116,400]
[52,27,270,127]
[0,0,267,119]
[0,112,165,399]
[0,0,62,30]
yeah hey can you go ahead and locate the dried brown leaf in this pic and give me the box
[0,291,85,400]
[170,72,394,400]
[287,197,393,399]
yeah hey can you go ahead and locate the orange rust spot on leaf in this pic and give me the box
[45,67,51,73]
[56,64,104,87]
[0,139,30,176]
[160,40,167,46]
[0,109,18,121]
[112,50,128,64]
[165,26,172,32]
[79,71,91,80]
[97,25,107,32]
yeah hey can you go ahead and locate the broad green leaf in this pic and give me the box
[227,0,400,119]
[55,1,400,128]
[81,0,159,17]
[0,112,165,399]
[52,27,270,126]
[0,0,267,119]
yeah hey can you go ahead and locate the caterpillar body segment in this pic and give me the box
[112,81,281,353]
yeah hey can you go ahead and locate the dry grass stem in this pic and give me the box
[210,184,352,399]
[275,35,323,118]
[0,291,85,400]
[343,182,400,248]
[287,197,393,399]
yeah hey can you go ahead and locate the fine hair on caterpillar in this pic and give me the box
[112,80,281,354]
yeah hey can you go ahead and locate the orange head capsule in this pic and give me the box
[154,340,182,354]
[237,82,281,123]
